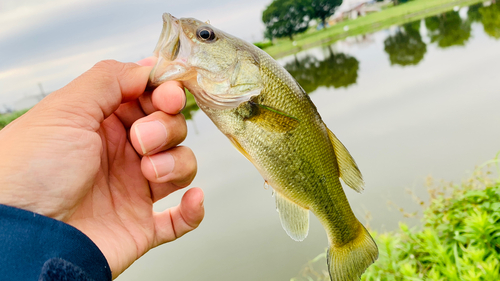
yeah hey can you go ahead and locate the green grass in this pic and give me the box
[263,0,486,58]
[292,154,500,281]
[0,109,29,129]
[0,90,197,125]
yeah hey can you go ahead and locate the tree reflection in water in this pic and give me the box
[384,20,427,66]
[284,46,359,94]
[425,11,471,48]
[181,2,500,120]
[469,1,500,39]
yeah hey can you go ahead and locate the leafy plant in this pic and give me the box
[292,154,500,281]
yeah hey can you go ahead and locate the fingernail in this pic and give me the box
[135,121,167,155]
[179,91,187,114]
[148,153,175,179]
[179,88,187,113]
[136,56,157,66]
[136,58,148,66]
[199,194,204,207]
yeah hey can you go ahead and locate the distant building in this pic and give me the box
[330,0,383,23]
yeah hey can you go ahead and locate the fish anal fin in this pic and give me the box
[275,191,309,241]
[324,124,364,193]
[246,103,299,133]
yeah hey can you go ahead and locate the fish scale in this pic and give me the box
[148,13,378,281]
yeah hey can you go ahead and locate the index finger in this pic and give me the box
[151,81,186,115]
[137,57,186,115]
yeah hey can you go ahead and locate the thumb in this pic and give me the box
[43,60,152,129]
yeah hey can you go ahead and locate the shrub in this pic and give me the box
[292,155,500,281]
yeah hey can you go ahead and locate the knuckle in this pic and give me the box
[89,60,122,87]
[93,59,120,69]
[175,146,197,184]
[164,114,187,143]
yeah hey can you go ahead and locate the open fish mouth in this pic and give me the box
[149,13,189,87]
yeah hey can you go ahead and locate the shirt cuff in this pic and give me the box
[0,204,112,281]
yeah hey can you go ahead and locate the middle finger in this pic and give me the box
[130,111,187,156]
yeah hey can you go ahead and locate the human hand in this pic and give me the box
[0,59,204,278]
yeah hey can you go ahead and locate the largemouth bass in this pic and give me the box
[148,13,378,281]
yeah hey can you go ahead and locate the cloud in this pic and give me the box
[186,0,267,42]
[0,0,269,107]
[0,0,104,40]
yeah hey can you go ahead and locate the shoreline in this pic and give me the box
[263,0,486,58]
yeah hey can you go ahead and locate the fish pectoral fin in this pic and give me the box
[246,102,299,133]
[325,124,365,193]
[275,191,309,241]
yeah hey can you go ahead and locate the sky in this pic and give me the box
[0,0,270,112]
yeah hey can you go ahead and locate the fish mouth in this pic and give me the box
[148,13,191,87]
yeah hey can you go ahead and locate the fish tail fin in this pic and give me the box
[327,224,378,281]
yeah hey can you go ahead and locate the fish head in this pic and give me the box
[149,13,263,109]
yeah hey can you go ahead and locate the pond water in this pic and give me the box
[117,2,500,281]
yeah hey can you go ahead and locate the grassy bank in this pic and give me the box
[264,0,486,58]
[0,109,29,130]
[292,155,500,281]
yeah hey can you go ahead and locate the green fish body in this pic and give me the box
[149,13,378,281]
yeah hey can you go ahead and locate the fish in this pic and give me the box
[148,13,378,281]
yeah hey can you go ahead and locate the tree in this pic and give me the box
[309,0,342,27]
[262,0,310,40]
[384,20,427,66]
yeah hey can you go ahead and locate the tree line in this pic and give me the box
[262,0,342,40]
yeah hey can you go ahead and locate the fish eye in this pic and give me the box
[196,27,216,42]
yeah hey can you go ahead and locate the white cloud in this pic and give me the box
[0,0,104,40]
[186,0,268,42]
[0,0,269,108]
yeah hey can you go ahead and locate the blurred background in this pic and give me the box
[1,0,499,280]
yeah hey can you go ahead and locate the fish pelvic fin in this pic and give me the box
[327,224,378,281]
[227,135,257,165]
[324,125,365,193]
[275,191,309,241]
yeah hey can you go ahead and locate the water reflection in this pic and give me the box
[283,47,359,93]
[425,11,472,48]
[119,3,500,281]
[181,1,500,120]
[469,1,500,39]
[384,21,427,66]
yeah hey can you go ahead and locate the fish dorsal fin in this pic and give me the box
[274,191,309,241]
[246,102,299,133]
[325,125,365,193]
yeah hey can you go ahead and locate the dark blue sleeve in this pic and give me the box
[0,204,112,281]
